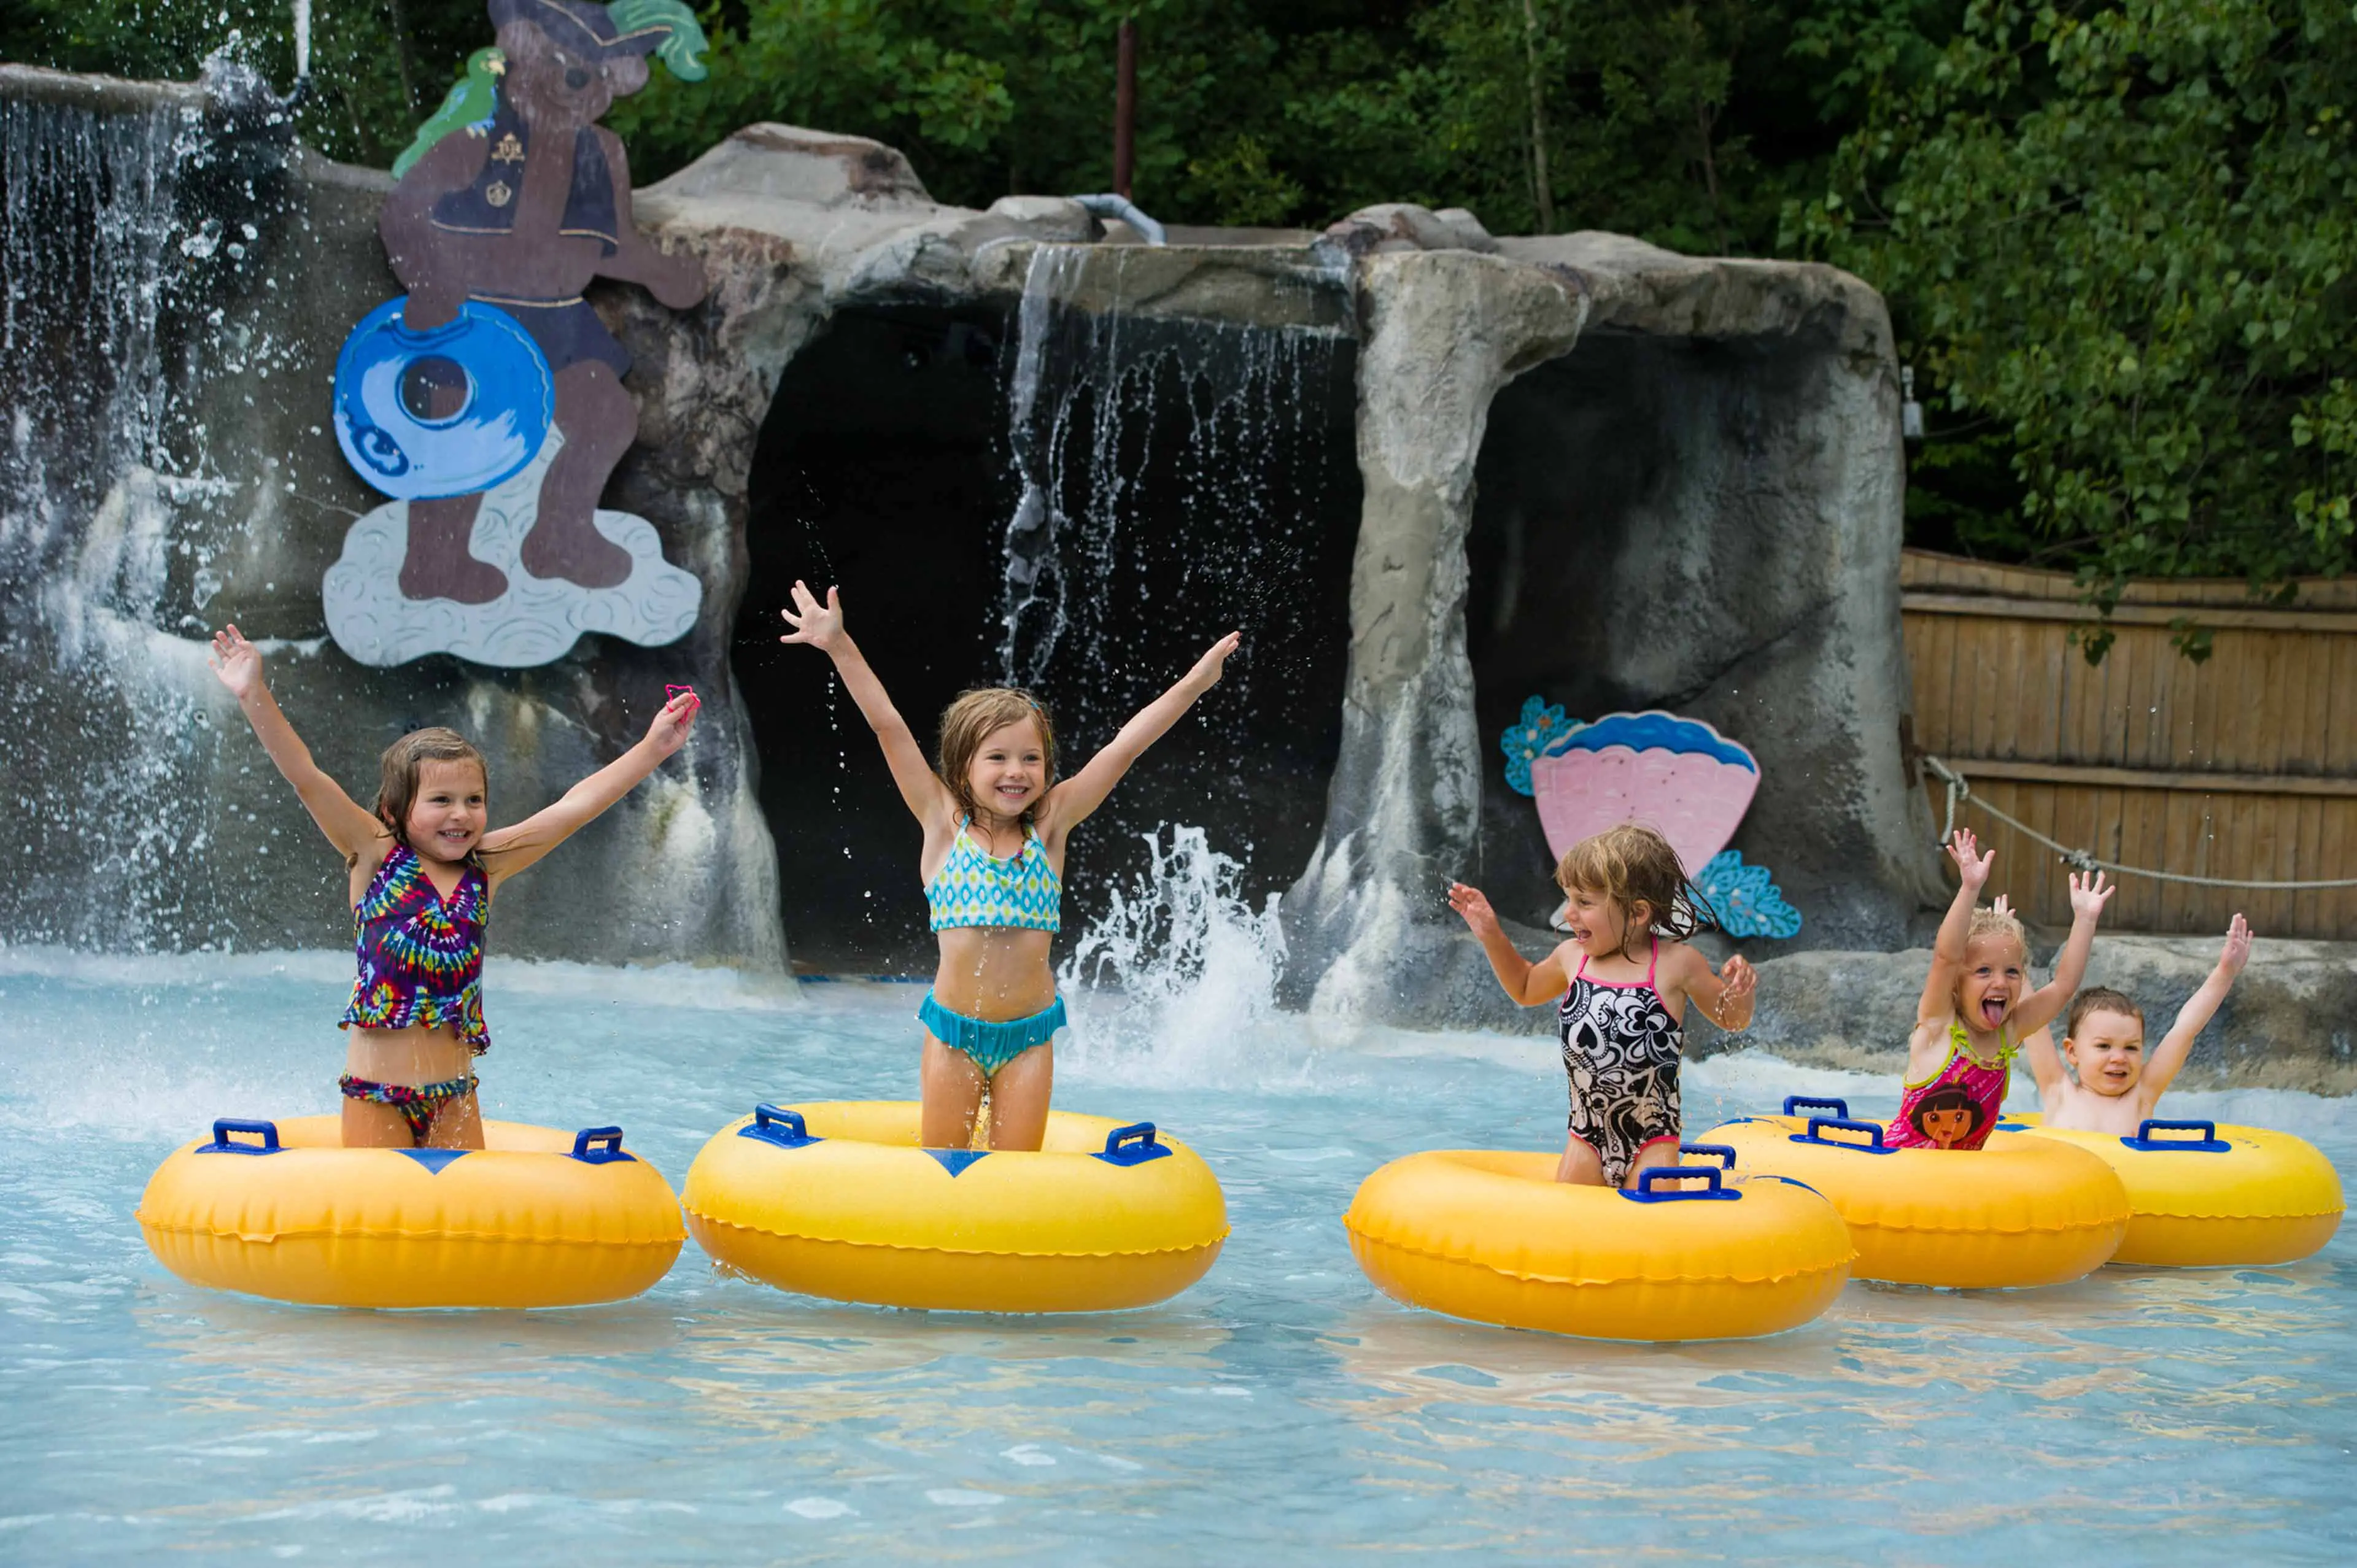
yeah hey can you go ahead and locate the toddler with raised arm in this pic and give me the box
[1897,828,2113,1149]
[2022,911,2253,1134]
[1449,822,1756,1188]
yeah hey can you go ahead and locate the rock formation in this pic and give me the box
[1,66,1941,1019]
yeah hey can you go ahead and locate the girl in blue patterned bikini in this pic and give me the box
[780,580,1238,1153]
[207,624,699,1149]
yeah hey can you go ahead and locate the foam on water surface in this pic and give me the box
[2,924,2353,1563]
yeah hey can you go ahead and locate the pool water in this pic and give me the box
[2,947,2351,1562]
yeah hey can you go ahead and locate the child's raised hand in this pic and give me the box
[1446,881,1501,937]
[1188,630,1243,690]
[1719,953,1757,1005]
[2216,912,2253,978]
[644,687,700,757]
[778,581,845,652]
[208,624,265,700]
[2066,868,2116,922]
[1946,828,1994,893]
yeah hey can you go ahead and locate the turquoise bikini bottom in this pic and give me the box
[916,992,1067,1075]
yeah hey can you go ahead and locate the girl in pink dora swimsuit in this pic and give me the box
[1897,828,2115,1149]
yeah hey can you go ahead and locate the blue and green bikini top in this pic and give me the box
[926,817,1061,933]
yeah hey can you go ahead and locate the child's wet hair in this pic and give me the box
[1968,903,2028,956]
[937,687,1056,825]
[1554,822,1711,949]
[1952,903,2030,1014]
[370,727,487,863]
[2065,986,2144,1038]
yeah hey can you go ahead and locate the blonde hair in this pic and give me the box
[1554,822,1709,952]
[1951,903,2031,1013]
[1967,903,2028,957]
[937,687,1056,826]
[369,727,487,864]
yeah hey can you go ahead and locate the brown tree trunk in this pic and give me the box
[1114,18,1138,199]
[385,0,422,114]
[1520,0,1556,233]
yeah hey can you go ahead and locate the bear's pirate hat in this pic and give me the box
[487,0,708,80]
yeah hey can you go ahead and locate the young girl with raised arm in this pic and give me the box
[208,624,699,1150]
[1897,828,2115,1150]
[779,580,1237,1153]
[2016,903,2251,1135]
[1447,822,1757,1189]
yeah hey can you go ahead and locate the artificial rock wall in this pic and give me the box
[0,65,1941,1018]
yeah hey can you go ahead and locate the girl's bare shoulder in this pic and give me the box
[1656,938,1710,975]
[1906,1011,1954,1056]
[344,832,398,897]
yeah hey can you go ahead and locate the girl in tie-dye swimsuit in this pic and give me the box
[208,625,700,1149]
[779,579,1239,1153]
[1903,828,2115,1153]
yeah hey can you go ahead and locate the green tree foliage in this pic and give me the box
[1796,0,2357,604]
[7,0,2352,599]
[2,0,492,167]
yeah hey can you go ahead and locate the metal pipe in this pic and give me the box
[1067,192,1166,246]
[1113,18,1137,199]
[283,0,312,109]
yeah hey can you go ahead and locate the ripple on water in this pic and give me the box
[0,948,2350,1562]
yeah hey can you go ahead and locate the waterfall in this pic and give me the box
[994,243,1347,744]
[0,93,185,568]
[0,80,252,951]
[995,244,1353,1031]
[995,244,1088,682]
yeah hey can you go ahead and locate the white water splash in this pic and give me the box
[1055,823,1304,1087]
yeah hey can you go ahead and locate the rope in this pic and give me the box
[1922,755,2357,890]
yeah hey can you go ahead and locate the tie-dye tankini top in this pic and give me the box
[339,841,491,1054]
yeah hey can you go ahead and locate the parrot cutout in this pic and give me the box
[392,48,508,181]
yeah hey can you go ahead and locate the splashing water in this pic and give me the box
[0,88,218,949]
[1056,823,1299,1086]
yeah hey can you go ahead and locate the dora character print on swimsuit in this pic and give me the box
[1906,1084,1987,1150]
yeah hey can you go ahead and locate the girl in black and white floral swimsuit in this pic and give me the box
[1449,823,1760,1188]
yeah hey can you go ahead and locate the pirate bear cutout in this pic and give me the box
[322,0,710,667]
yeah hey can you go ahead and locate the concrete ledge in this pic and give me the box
[1697,937,2357,1096]
[1412,924,2356,1095]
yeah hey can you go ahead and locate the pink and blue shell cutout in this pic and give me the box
[1500,697,1802,940]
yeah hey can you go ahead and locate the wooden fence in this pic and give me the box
[1901,550,2357,938]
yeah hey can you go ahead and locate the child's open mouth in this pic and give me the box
[1980,995,2008,1027]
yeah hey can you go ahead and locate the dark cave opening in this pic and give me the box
[734,299,1363,973]
[1465,326,1835,930]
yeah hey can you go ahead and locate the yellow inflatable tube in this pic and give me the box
[2011,1114,2343,1266]
[1706,1097,2129,1288]
[137,1116,685,1308]
[1343,1147,1854,1342]
[682,1102,1228,1312]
